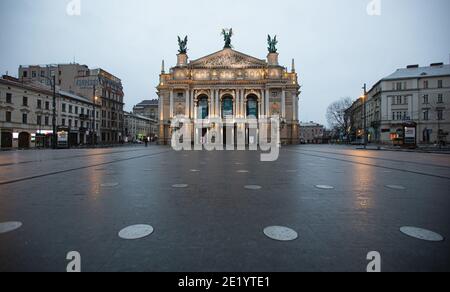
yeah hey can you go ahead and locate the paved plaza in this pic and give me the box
[0,145,449,272]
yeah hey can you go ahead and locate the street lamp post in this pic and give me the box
[52,75,57,149]
[42,69,57,149]
[92,85,97,146]
[363,83,368,150]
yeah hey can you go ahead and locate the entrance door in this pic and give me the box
[246,95,259,146]
[70,133,78,147]
[1,132,13,148]
[246,95,259,119]
[198,95,209,120]
[223,126,227,146]
[222,96,234,146]
[18,132,30,149]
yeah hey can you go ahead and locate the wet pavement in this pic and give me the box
[0,145,449,272]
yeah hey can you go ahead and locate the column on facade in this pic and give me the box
[159,94,164,121]
[243,89,246,118]
[169,90,174,118]
[233,91,237,118]
[216,90,220,118]
[212,89,216,117]
[235,90,239,118]
[216,90,219,118]
[281,89,286,118]
[210,89,214,118]
[190,90,195,119]
[236,89,239,118]
[185,89,190,118]
[219,90,222,119]
[241,89,245,118]
[259,90,266,117]
[265,89,270,116]
[194,94,198,120]
[292,93,297,121]
[240,90,243,118]
[258,94,262,119]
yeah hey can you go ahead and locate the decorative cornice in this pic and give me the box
[165,79,291,86]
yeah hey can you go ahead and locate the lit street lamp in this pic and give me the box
[361,83,368,150]
[92,85,98,146]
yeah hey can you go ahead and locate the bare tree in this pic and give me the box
[326,97,353,138]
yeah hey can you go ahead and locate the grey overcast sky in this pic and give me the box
[1,0,449,125]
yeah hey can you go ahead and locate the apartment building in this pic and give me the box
[124,112,158,142]
[348,63,450,145]
[299,122,324,144]
[18,64,125,144]
[133,99,159,120]
[0,75,95,149]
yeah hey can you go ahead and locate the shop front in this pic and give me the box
[389,122,417,148]
[36,130,53,148]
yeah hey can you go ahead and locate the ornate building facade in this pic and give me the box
[157,33,301,146]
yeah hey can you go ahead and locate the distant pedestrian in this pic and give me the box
[145,137,148,147]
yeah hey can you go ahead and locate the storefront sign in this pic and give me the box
[37,130,53,135]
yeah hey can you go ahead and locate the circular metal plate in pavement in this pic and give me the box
[118,224,154,240]
[0,222,23,234]
[315,185,335,190]
[385,185,406,190]
[264,226,298,241]
[100,182,119,188]
[245,185,262,190]
[400,227,444,242]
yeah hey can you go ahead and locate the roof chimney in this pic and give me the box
[430,62,444,67]
[406,64,419,69]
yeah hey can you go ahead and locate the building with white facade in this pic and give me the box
[124,112,158,142]
[0,75,96,149]
[360,63,449,145]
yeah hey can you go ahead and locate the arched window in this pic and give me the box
[222,95,234,118]
[198,95,209,119]
[247,95,258,118]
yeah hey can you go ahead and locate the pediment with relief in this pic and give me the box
[189,49,266,69]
